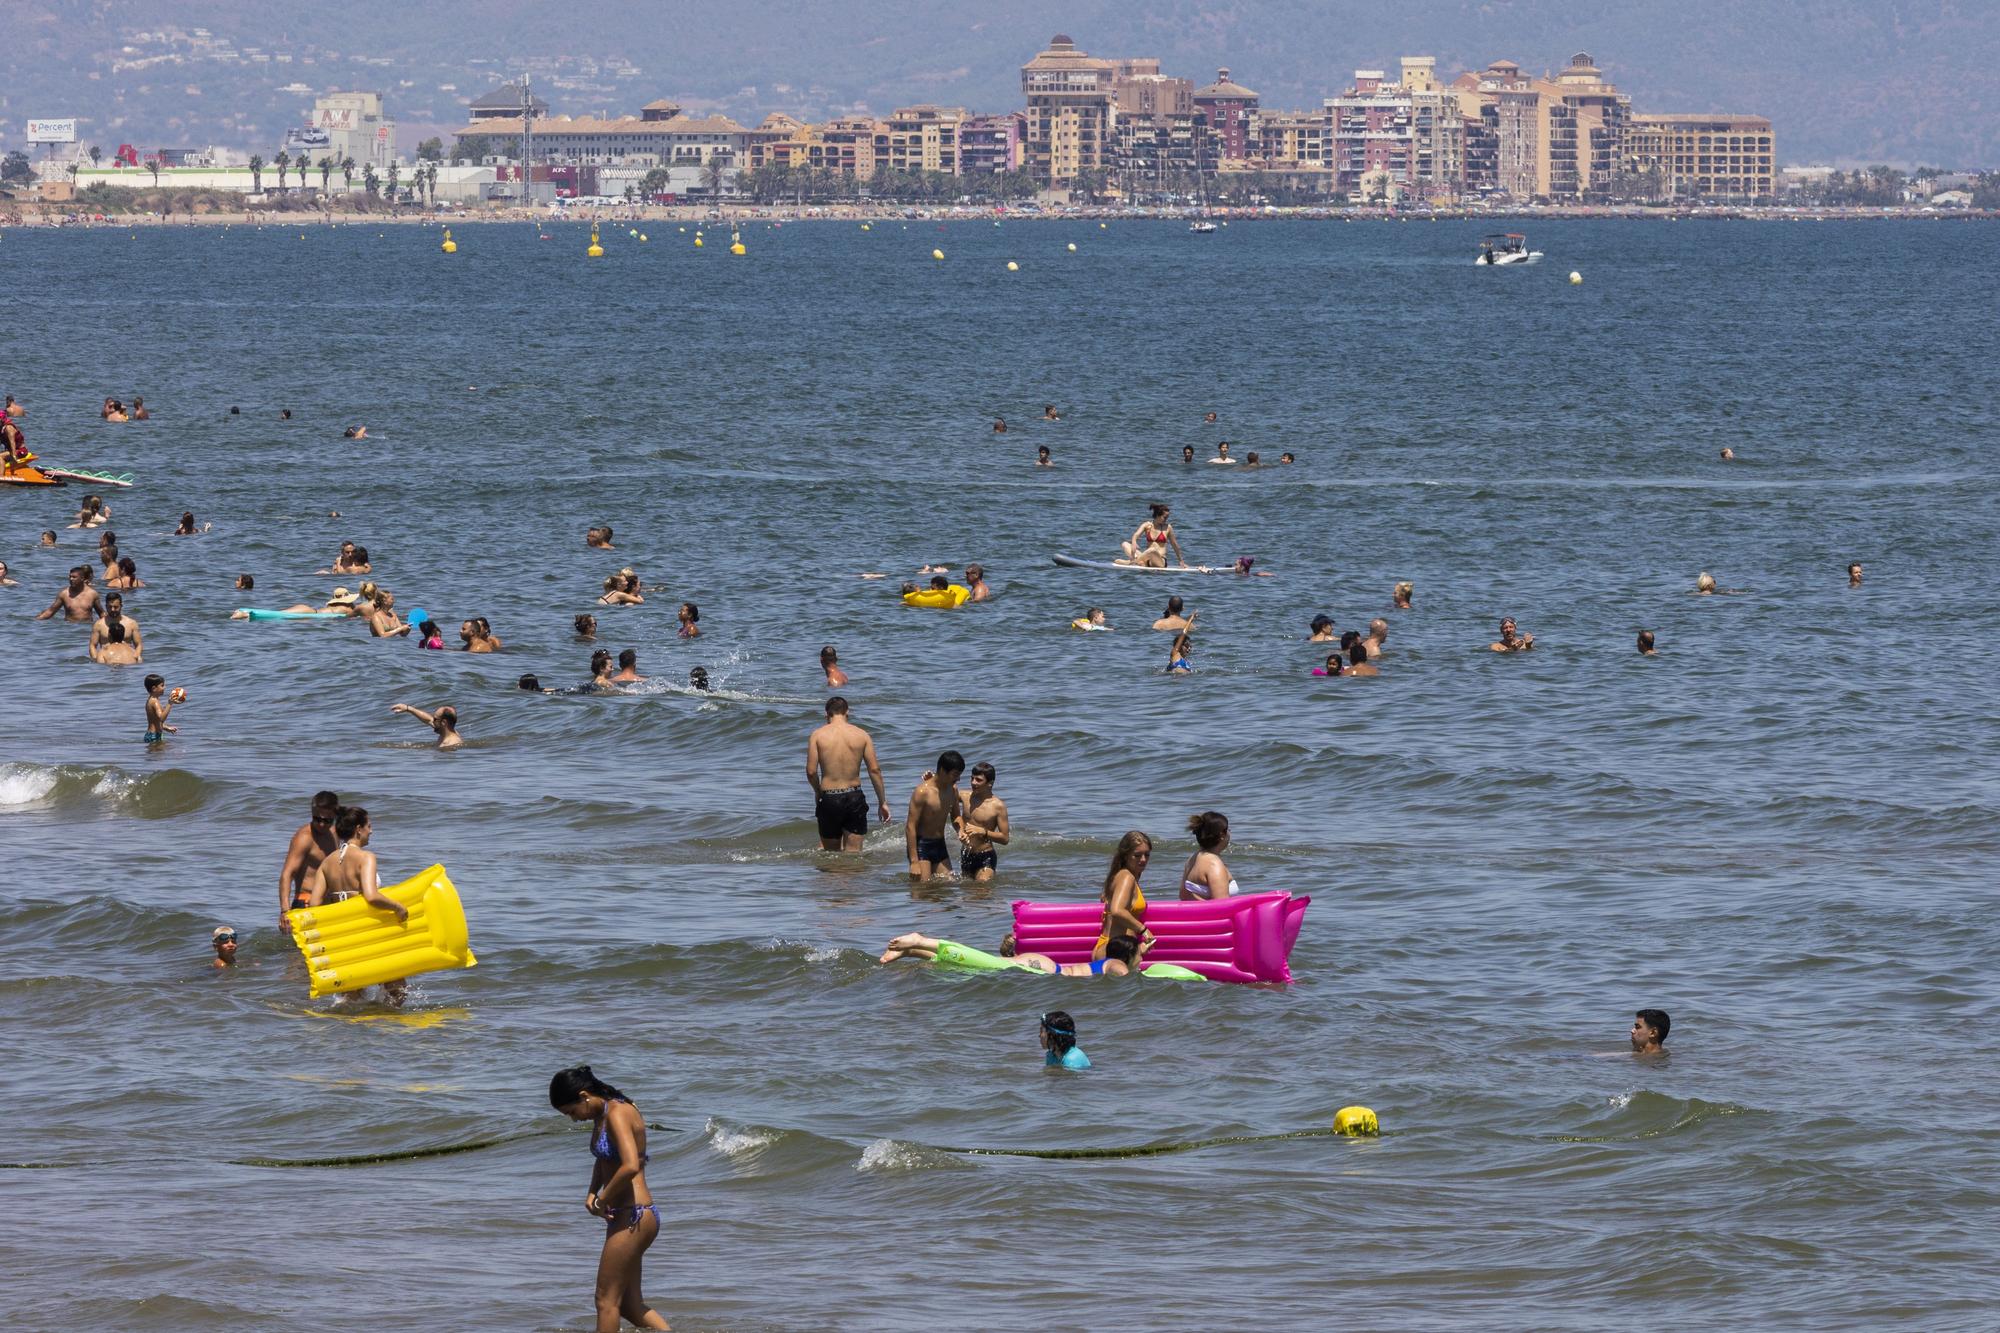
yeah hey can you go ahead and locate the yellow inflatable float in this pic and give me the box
[289,864,477,999]
[903,585,971,609]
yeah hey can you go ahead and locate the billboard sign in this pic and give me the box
[317,108,356,131]
[28,119,78,143]
[284,127,332,150]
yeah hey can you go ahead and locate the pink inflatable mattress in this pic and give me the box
[1010,891,1309,984]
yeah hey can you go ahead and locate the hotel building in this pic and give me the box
[1625,115,1776,200]
[1021,33,1115,185]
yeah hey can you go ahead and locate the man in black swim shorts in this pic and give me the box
[905,751,965,880]
[806,697,890,852]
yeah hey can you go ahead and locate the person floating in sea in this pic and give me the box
[342,425,368,439]
[1043,404,1060,421]
[599,575,642,607]
[1847,562,1863,587]
[415,620,445,651]
[1071,607,1112,631]
[1629,1009,1670,1058]
[958,762,1008,882]
[548,1066,671,1333]
[1308,614,1335,642]
[367,590,411,638]
[677,603,700,638]
[1490,617,1535,653]
[1243,451,1261,468]
[36,566,100,622]
[1182,445,1195,463]
[102,397,129,422]
[1041,1011,1089,1069]
[1179,811,1238,901]
[1166,622,1195,674]
[993,417,1008,434]
[1719,447,1734,461]
[1036,445,1052,467]
[589,649,617,690]
[820,645,848,688]
[211,926,238,969]
[461,618,501,652]
[1203,411,1218,424]
[174,511,209,536]
[964,565,990,602]
[574,614,598,640]
[108,556,144,591]
[586,526,616,549]
[390,702,463,751]
[878,930,1151,978]
[1153,596,1189,632]
[1209,442,1236,465]
[0,561,15,588]
[1119,503,1185,569]
[1393,581,1414,610]
[905,751,965,880]
[143,674,177,744]
[807,696,890,853]
[688,667,711,692]
[1313,652,1343,677]
[1345,641,1379,677]
[1279,453,1295,464]
[130,396,150,421]
[1364,618,1389,660]
[1637,630,1657,656]
[280,791,341,927]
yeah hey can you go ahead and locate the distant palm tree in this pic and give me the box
[88,144,103,169]
[275,149,290,191]
[318,155,333,192]
[386,161,400,210]
[701,152,724,199]
[341,156,356,191]
[248,154,263,194]
[362,164,380,198]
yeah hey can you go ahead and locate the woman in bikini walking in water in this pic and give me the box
[550,1066,670,1332]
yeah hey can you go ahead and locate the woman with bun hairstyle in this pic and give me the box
[550,1066,669,1331]
[1179,811,1239,901]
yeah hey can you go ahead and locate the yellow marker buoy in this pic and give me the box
[932,248,945,261]
[1332,1106,1379,1137]
[861,222,871,231]
[730,241,746,256]
[441,227,456,254]
[587,228,604,259]
[1099,222,1106,229]
[694,237,703,248]
[1006,261,1018,272]
[1569,270,1583,285]
[639,233,648,242]
[1066,242,1077,252]
[629,228,638,237]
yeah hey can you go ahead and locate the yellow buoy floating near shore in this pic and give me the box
[639,233,648,242]
[932,248,945,261]
[730,241,746,256]
[1006,261,1018,272]
[694,236,703,247]
[861,222,871,231]
[1332,1106,1379,1137]
[587,228,604,258]
[1569,270,1583,285]
[441,227,456,254]
[1067,242,1077,252]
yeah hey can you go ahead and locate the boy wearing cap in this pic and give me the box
[211,926,238,968]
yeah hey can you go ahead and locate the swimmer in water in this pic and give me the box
[35,566,100,622]
[1071,607,1112,631]
[1365,618,1388,660]
[1489,617,1535,652]
[1279,453,1295,464]
[1209,441,1236,465]
[547,1066,670,1333]
[599,575,643,607]
[688,666,711,692]
[1182,445,1195,463]
[342,425,368,439]
[820,645,848,688]
[131,396,150,421]
[1695,572,1717,595]
[1203,411,1217,424]
[1847,562,1863,587]
[1120,503,1185,569]
[109,555,144,590]
[1344,641,1379,677]
[677,602,700,638]
[958,762,1008,881]
[1243,451,1261,468]
[0,561,14,588]
[211,926,237,968]
[587,526,616,549]
[807,696,891,852]
[1719,447,1734,460]
[1166,622,1195,674]
[102,397,129,423]
[905,751,966,880]
[1637,630,1657,656]
[1309,614,1335,642]
[1095,832,1156,961]
[143,673,176,744]
[367,590,412,637]
[40,531,56,548]
[1393,581,1414,610]
[1313,652,1343,677]
[1153,596,1189,632]
[90,593,143,664]
[965,565,989,602]
[1629,1008,1670,1057]
[518,674,546,692]
[574,613,598,640]
[390,702,463,751]
[612,649,645,683]
[994,417,1007,433]
[1036,445,1052,467]
[1040,1011,1089,1068]
[589,649,616,690]
[1178,811,1237,901]
[279,790,341,926]
[174,511,205,535]
[878,931,1150,979]
[1043,404,1060,421]
[461,618,501,653]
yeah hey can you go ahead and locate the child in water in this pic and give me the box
[1041,1011,1090,1070]
[211,926,238,968]
[143,674,178,744]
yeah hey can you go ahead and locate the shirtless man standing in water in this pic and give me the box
[279,791,341,928]
[905,751,965,880]
[958,762,1010,882]
[807,697,889,852]
[34,567,100,622]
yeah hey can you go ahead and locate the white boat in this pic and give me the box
[1189,220,1217,234]
[1476,232,1542,265]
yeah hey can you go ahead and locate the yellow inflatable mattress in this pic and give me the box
[288,863,477,999]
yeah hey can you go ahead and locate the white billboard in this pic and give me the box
[27,119,78,144]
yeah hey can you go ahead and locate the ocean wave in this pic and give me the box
[0,762,216,819]
[1551,1090,1760,1143]
[856,1138,964,1173]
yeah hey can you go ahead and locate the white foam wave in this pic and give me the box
[0,764,59,808]
[703,1116,780,1159]
[855,1138,953,1173]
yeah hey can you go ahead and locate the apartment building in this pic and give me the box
[1327,60,1463,201]
[1626,114,1776,200]
[1021,33,1115,185]
[959,113,1024,177]
[876,106,963,175]
[1194,68,1260,159]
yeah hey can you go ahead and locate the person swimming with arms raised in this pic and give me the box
[390,702,463,751]
[1489,617,1535,653]
[1166,618,1196,674]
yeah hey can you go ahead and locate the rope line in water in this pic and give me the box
[4,1124,680,1172]
[932,1127,1354,1159]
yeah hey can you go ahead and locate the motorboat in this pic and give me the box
[1476,232,1542,265]
[1189,220,1218,233]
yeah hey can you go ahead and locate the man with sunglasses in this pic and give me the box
[279,791,341,930]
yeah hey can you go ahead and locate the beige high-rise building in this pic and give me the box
[1626,115,1775,200]
[1452,53,1633,201]
[877,106,964,175]
[1021,33,1114,185]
